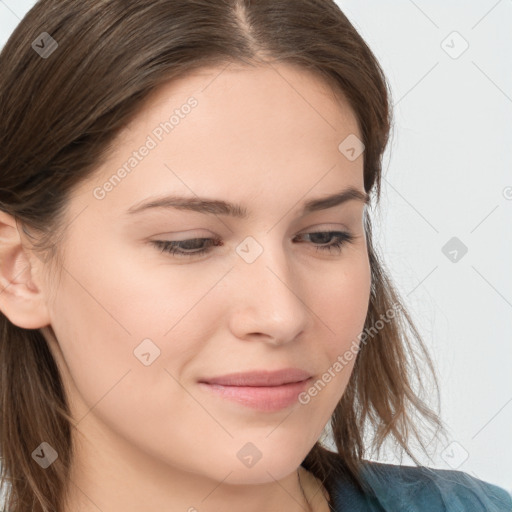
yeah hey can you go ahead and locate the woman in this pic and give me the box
[0,1,510,511]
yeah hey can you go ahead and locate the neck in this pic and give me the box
[298,466,332,512]
[63,429,329,512]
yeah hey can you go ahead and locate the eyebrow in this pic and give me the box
[126,186,370,218]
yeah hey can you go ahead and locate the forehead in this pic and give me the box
[70,62,364,220]
[119,61,359,144]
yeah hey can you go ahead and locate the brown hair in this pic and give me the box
[0,0,448,510]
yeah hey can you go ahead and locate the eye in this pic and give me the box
[294,230,355,255]
[150,231,355,259]
[151,237,223,258]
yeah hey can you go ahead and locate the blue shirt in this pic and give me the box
[327,460,512,511]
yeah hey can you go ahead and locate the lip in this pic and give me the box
[197,368,312,412]
[198,368,312,387]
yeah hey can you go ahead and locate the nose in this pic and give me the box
[227,236,313,346]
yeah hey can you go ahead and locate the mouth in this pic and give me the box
[197,368,312,412]
[198,368,312,386]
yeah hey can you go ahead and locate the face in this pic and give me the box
[35,62,370,499]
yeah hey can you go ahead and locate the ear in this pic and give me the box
[0,210,52,329]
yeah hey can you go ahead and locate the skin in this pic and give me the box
[0,61,371,512]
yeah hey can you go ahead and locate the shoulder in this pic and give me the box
[327,456,512,512]
[358,460,512,512]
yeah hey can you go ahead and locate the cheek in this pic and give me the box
[46,267,208,469]
[295,253,370,410]
[45,239,225,440]
[43,248,174,417]
[317,253,371,350]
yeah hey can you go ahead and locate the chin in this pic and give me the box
[215,452,305,486]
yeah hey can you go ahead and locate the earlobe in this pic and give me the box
[0,210,52,329]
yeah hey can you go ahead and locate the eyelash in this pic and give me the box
[151,231,356,259]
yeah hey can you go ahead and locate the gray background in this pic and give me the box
[1,0,511,493]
